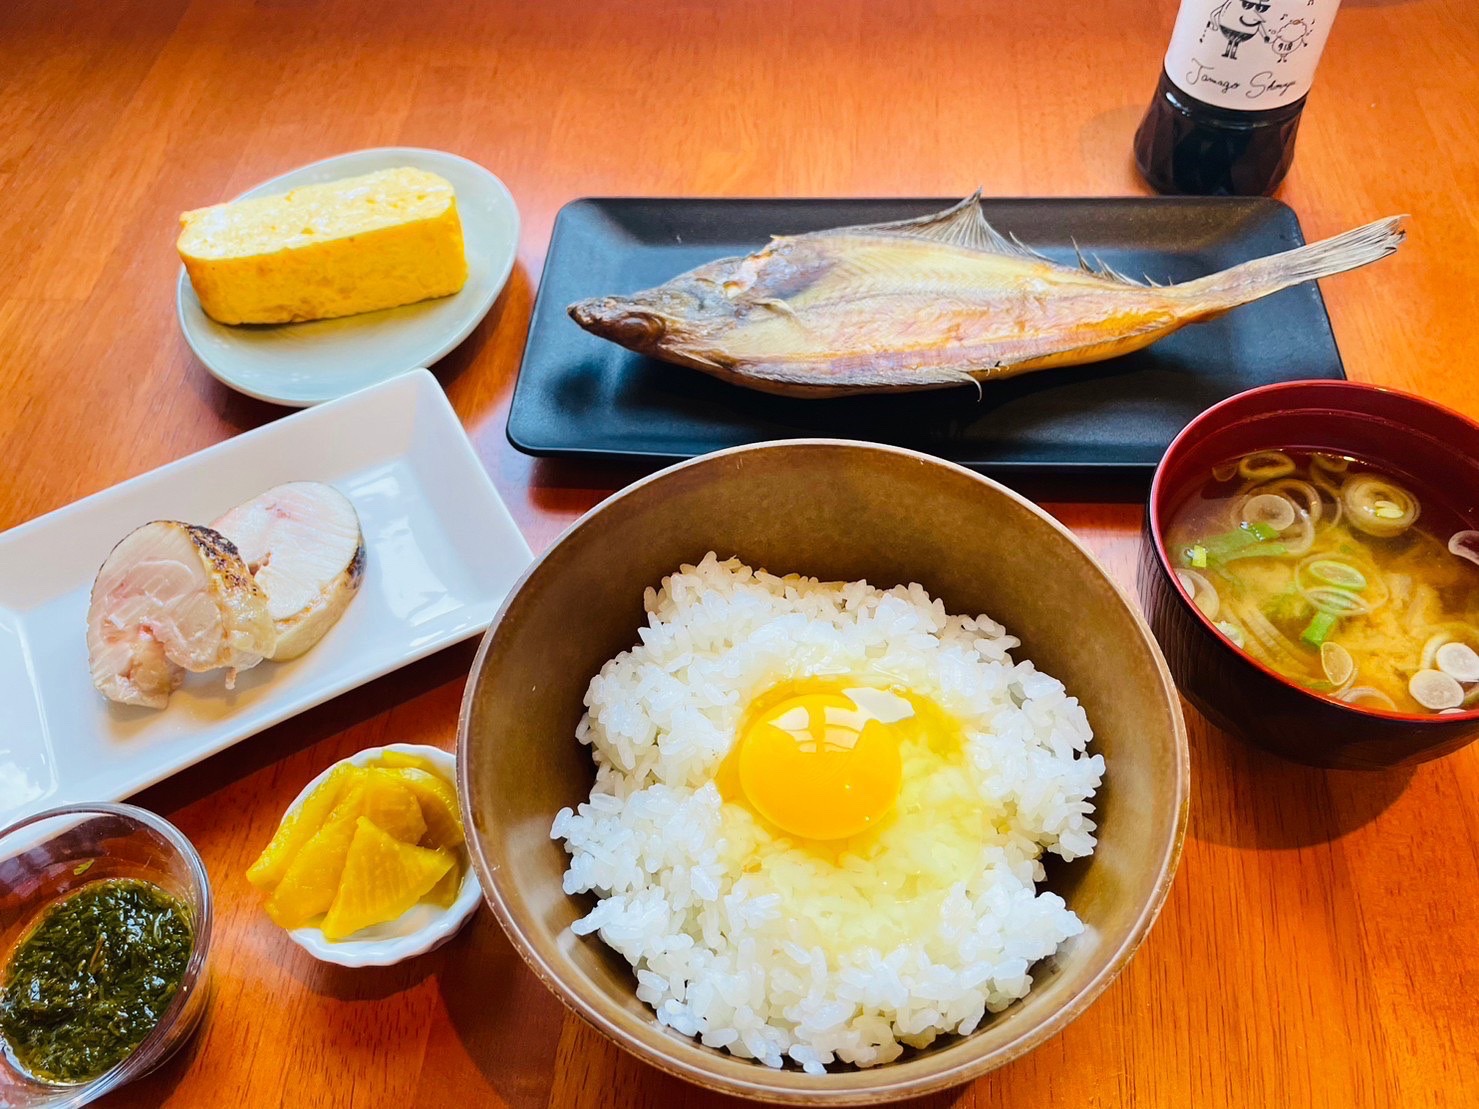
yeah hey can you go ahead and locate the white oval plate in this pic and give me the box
[176,147,519,407]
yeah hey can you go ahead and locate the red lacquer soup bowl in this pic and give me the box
[1139,381,1479,769]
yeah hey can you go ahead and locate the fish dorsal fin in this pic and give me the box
[820,190,1049,262]
[1070,239,1148,287]
[814,192,1148,285]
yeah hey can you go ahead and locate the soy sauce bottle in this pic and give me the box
[1134,0,1343,196]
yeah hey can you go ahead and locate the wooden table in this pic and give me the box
[3,1,1476,1105]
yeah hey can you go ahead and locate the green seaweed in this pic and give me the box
[0,879,192,1084]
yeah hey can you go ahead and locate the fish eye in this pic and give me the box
[612,311,666,347]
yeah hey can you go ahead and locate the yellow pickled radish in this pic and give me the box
[263,772,424,928]
[375,750,443,775]
[425,862,463,908]
[359,768,427,845]
[265,782,368,928]
[381,767,463,849]
[247,763,358,890]
[320,818,455,941]
[252,751,468,938]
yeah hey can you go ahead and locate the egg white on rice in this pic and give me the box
[552,554,1104,1073]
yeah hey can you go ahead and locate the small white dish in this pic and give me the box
[177,147,520,407]
[281,744,480,967]
[0,369,532,823]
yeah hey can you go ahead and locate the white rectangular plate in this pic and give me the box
[0,369,531,822]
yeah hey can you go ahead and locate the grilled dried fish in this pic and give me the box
[568,194,1405,397]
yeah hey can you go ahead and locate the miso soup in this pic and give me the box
[1164,449,1479,715]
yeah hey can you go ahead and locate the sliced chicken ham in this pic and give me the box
[87,521,276,708]
[211,482,364,661]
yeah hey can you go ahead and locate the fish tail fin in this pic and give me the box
[1176,216,1406,310]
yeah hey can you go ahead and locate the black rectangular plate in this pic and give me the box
[507,196,1344,488]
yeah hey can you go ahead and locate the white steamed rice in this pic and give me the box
[551,554,1103,1073]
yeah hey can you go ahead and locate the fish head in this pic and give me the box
[567,294,680,355]
[568,260,752,368]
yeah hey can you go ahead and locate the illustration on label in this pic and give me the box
[1166,0,1340,110]
[1268,19,1316,63]
[1201,1,1314,63]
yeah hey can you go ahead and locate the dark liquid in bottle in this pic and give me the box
[1133,68,1305,197]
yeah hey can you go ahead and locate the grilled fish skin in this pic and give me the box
[211,482,365,661]
[87,521,276,708]
[568,194,1406,398]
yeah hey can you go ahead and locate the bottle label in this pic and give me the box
[1165,0,1342,110]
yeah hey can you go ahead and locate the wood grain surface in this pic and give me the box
[2,1,1477,1106]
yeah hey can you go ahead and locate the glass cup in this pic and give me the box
[0,803,213,1107]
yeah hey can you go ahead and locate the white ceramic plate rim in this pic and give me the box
[176,147,520,407]
[280,744,481,967]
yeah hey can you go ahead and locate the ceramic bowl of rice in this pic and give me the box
[458,440,1188,1104]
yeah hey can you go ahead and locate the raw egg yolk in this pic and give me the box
[737,686,905,841]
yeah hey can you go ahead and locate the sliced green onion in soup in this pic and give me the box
[1219,542,1290,564]
[1312,453,1352,474]
[1238,493,1297,532]
[1295,555,1384,615]
[1302,587,1372,616]
[1259,479,1322,525]
[1310,466,1344,501]
[1338,686,1398,711]
[1450,531,1479,568]
[1198,522,1282,560]
[1421,632,1452,670]
[1320,642,1355,688]
[1238,451,1295,482]
[1215,620,1245,648]
[1175,569,1220,620]
[1306,559,1368,591]
[1341,474,1420,539]
[1409,669,1464,711]
[1301,611,1340,649]
[1280,514,1316,558]
[1314,483,1343,530]
[1434,642,1479,683]
[1301,611,1339,647]
[1227,523,1279,548]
